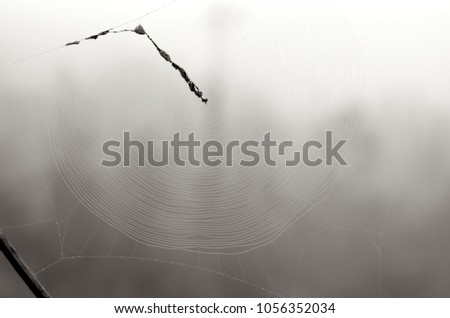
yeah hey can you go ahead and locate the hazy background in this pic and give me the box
[1,0,450,297]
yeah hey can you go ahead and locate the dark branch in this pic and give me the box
[65,24,208,104]
[0,232,50,298]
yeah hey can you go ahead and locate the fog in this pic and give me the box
[1,0,450,297]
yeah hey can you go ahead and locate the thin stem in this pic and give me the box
[0,232,50,298]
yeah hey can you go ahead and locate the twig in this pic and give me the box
[0,232,50,298]
[65,24,208,104]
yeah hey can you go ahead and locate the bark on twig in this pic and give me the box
[0,232,50,298]
[66,24,208,104]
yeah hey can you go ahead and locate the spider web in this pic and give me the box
[0,0,400,297]
[0,128,406,297]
